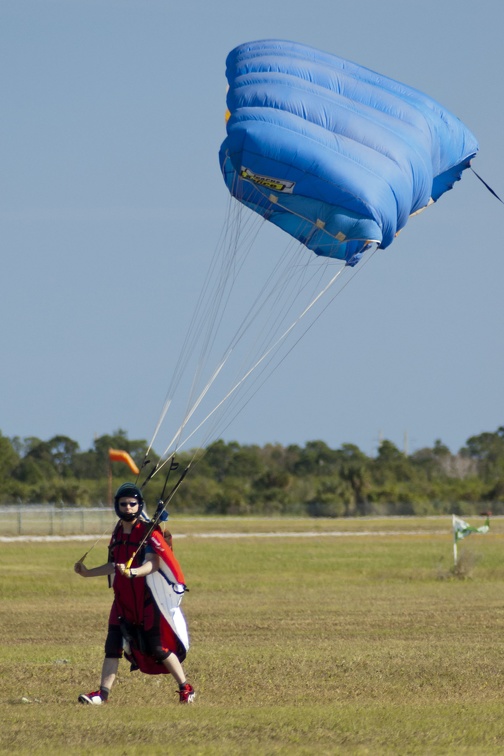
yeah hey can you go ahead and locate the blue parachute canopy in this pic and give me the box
[219,40,478,265]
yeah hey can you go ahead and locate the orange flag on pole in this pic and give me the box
[108,448,140,475]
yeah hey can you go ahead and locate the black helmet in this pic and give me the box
[114,482,144,522]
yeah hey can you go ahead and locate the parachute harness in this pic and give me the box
[125,462,191,571]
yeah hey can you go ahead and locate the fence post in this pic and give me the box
[18,508,22,535]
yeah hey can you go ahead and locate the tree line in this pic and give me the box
[1,426,504,516]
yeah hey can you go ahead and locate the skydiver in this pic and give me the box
[74,482,195,705]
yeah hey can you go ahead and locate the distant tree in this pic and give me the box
[433,439,451,457]
[73,449,102,479]
[260,443,291,469]
[46,435,80,477]
[203,440,242,482]
[294,440,339,475]
[253,468,290,491]
[12,437,57,482]
[206,477,250,515]
[307,477,352,518]
[460,427,504,480]
[372,439,415,486]
[283,444,303,473]
[174,475,221,514]
[229,444,264,478]
[484,478,504,511]
[4,424,504,513]
[0,432,20,482]
[410,447,440,480]
[337,443,370,515]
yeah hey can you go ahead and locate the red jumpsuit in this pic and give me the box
[105,520,186,673]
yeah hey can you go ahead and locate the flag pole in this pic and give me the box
[452,514,458,567]
[108,457,112,506]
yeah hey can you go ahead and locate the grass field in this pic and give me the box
[1,517,504,754]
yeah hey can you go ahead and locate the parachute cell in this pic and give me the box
[219,40,478,265]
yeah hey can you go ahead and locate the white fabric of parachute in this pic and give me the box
[146,563,190,652]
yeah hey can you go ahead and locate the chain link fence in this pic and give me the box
[0,505,118,537]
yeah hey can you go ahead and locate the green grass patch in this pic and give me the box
[1,518,504,754]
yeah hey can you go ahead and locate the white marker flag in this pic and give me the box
[452,514,490,541]
[452,514,490,565]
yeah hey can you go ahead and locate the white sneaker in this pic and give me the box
[178,683,196,704]
[78,690,105,705]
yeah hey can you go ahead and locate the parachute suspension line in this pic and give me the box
[155,351,231,473]
[155,194,239,403]
[186,240,377,463]
[196,239,378,448]
[76,529,111,566]
[184,184,265,375]
[147,193,267,479]
[210,195,330,373]
[218,252,326,429]
[178,209,320,449]
[191,209,255,380]
[171,260,350,455]
[198,244,380,447]
[145,398,171,459]
[218,221,301,356]
[144,189,260,451]
[206,216,342,399]
[145,175,375,481]
[169,204,355,458]
[275,243,379,359]
[167,191,278,444]
[197,253,346,444]
[155,225,268,472]
[245,222,332,349]
[221,179,373,380]
[173,196,264,449]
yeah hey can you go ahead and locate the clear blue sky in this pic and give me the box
[2,0,503,458]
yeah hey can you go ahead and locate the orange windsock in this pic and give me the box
[108,448,140,475]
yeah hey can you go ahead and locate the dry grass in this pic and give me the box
[1,518,504,754]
